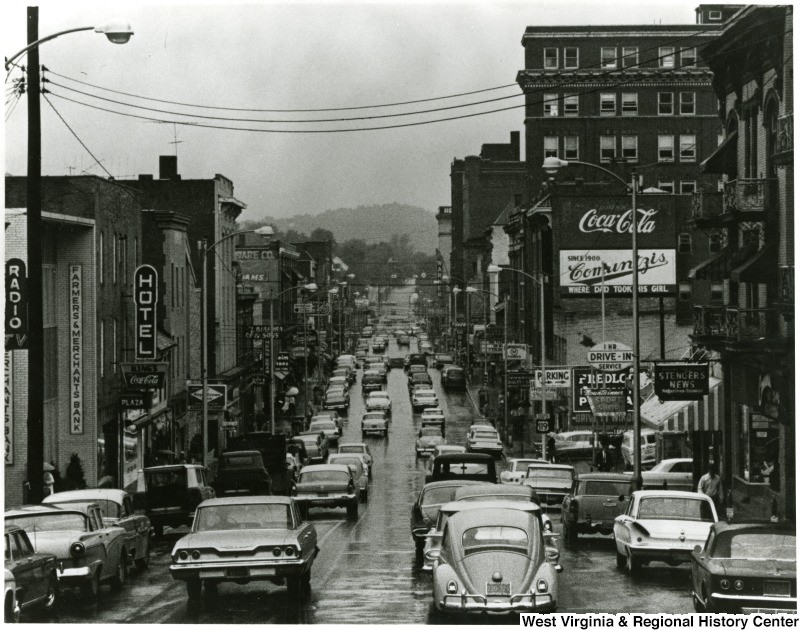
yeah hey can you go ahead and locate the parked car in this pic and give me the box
[397,334,411,346]
[425,453,497,484]
[561,473,636,544]
[613,490,718,573]
[169,496,318,601]
[355,349,367,365]
[323,389,350,412]
[412,388,439,412]
[310,411,342,430]
[43,488,152,570]
[690,521,796,613]
[551,431,596,462]
[432,507,560,614]
[432,353,454,370]
[500,458,550,485]
[466,426,504,457]
[308,418,341,446]
[404,354,428,371]
[295,432,330,464]
[361,411,389,438]
[3,524,58,617]
[408,371,433,391]
[365,391,392,417]
[5,504,129,600]
[361,370,384,394]
[327,454,369,502]
[332,366,356,385]
[388,356,406,370]
[416,426,446,458]
[337,442,373,477]
[620,428,657,469]
[441,366,466,391]
[410,480,485,553]
[641,458,694,491]
[521,464,576,507]
[133,464,215,537]
[212,450,273,497]
[292,464,360,520]
[4,569,19,623]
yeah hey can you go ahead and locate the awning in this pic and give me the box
[731,247,775,283]
[701,131,737,174]
[688,249,729,280]
[641,377,722,432]
[157,330,176,352]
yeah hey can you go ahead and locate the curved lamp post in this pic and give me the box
[541,156,642,489]
[6,9,133,500]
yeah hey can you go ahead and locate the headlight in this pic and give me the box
[447,581,458,594]
[70,542,86,558]
[734,579,744,591]
[178,550,189,561]
[720,579,730,590]
[536,579,548,593]
[190,550,201,560]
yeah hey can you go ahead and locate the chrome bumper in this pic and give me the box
[170,557,306,581]
[439,592,555,613]
[57,565,93,581]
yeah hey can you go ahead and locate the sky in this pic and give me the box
[4,0,702,224]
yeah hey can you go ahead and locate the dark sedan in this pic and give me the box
[4,524,59,617]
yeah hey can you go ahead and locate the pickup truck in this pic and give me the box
[425,453,497,484]
[226,432,291,495]
[214,450,273,496]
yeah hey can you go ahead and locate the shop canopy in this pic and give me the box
[640,377,722,433]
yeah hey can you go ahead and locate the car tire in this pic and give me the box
[362,431,367,439]
[693,590,705,613]
[135,539,151,570]
[110,552,127,591]
[154,524,164,537]
[626,549,641,574]
[347,500,359,520]
[81,570,101,602]
[42,571,59,615]
[563,523,577,547]
[615,550,627,570]
[186,579,202,601]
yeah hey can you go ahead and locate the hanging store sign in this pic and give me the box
[480,341,504,355]
[559,250,676,297]
[504,343,528,360]
[275,352,291,371]
[586,389,628,415]
[5,259,28,350]
[587,341,634,373]
[572,366,633,413]
[119,390,152,410]
[121,362,168,389]
[506,371,533,389]
[654,362,710,401]
[69,266,84,435]
[5,352,12,465]
[187,382,227,411]
[134,265,158,360]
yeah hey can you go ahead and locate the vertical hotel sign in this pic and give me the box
[134,265,158,360]
[70,266,84,434]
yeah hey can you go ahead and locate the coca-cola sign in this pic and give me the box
[121,362,168,389]
[578,208,658,235]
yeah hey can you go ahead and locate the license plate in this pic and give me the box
[226,567,249,578]
[486,582,510,596]
[764,580,791,597]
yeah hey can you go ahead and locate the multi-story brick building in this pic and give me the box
[690,5,794,521]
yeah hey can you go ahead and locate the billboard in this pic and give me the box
[234,245,279,284]
[560,250,676,296]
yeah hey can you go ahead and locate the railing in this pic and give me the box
[691,190,724,220]
[723,178,774,213]
[726,307,779,342]
[778,265,794,305]
[776,113,793,156]
[692,305,727,338]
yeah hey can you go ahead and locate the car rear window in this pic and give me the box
[45,499,122,519]
[462,526,528,550]
[421,486,459,506]
[420,427,443,437]
[8,513,87,532]
[713,530,796,559]
[195,503,291,531]
[146,468,188,487]
[581,481,633,496]
[300,470,349,484]
[638,497,715,522]
[527,468,573,480]
[222,454,261,468]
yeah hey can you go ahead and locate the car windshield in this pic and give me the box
[637,497,715,522]
[363,413,384,420]
[145,468,188,487]
[512,460,542,472]
[363,374,382,382]
[420,428,443,437]
[195,503,291,531]
[325,393,344,401]
[330,456,361,468]
[222,454,261,469]
[473,432,498,440]
[46,499,122,519]
[462,526,529,551]
[8,513,87,532]
[459,493,528,503]
[712,531,797,559]
[422,486,460,506]
[369,394,389,401]
[300,470,349,484]
[416,390,436,397]
[310,421,336,431]
[440,462,490,476]
[527,468,573,480]
[581,481,633,496]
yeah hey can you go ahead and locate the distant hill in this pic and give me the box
[273,203,437,254]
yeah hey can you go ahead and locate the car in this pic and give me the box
[620,428,657,469]
[405,354,428,371]
[432,507,560,614]
[561,473,636,544]
[323,390,350,412]
[372,337,387,352]
[365,391,392,417]
[408,371,433,391]
[355,349,368,365]
[431,445,466,459]
[296,432,330,464]
[336,354,357,370]
[407,363,428,376]
[420,408,446,434]
[500,458,550,484]
[690,521,796,613]
[361,326,374,337]
[332,366,355,386]
[420,341,433,354]
[397,334,411,346]
[551,431,596,462]
[410,480,486,553]
[412,388,439,412]
[521,464,576,507]
[5,569,19,623]
[43,488,153,570]
[133,464,216,537]
[5,504,129,600]
[311,410,342,429]
[641,458,695,492]
[432,353,454,370]
[292,464,360,520]
[308,418,341,446]
[416,426,446,458]
[388,356,406,369]
[169,496,318,601]
[4,524,58,617]
[337,442,373,477]
[441,366,466,391]
[213,450,273,497]
[613,490,718,573]
[327,454,369,502]
[425,453,498,484]
[361,411,389,438]
[466,426,504,457]
[361,370,384,394]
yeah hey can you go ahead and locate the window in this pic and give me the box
[680,134,696,162]
[99,232,104,284]
[622,46,639,68]
[621,135,638,161]
[679,282,691,302]
[100,320,105,378]
[678,232,692,254]
[658,92,674,115]
[543,94,558,117]
[708,10,722,20]
[544,48,558,69]
[680,181,697,194]
[680,92,696,115]
[564,136,579,161]
[112,236,117,284]
[544,137,558,159]
[601,47,617,69]
[709,233,722,253]
[600,93,616,116]
[600,136,616,162]
[112,319,118,374]
[680,47,697,67]
[658,180,675,193]
[711,282,724,302]
[658,135,674,162]
[563,94,579,116]
[564,47,579,69]
[134,237,139,266]
[621,93,638,115]
[659,46,676,68]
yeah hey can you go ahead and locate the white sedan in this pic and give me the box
[500,458,550,484]
[365,391,392,417]
[411,388,439,411]
[613,490,718,574]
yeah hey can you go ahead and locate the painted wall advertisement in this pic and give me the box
[234,245,279,284]
[552,194,677,298]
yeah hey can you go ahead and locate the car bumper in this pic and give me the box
[629,544,698,564]
[411,525,432,541]
[170,558,308,582]
[438,592,555,614]
[294,492,357,508]
[416,446,437,456]
[709,593,798,614]
[573,520,615,534]
[57,565,93,583]
[324,403,349,411]
[362,424,387,432]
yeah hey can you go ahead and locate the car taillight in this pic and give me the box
[285,546,297,557]
[70,542,85,558]
[191,550,201,560]
[734,579,744,591]
[273,547,282,557]
[536,579,548,593]
[719,579,731,590]
[178,550,189,561]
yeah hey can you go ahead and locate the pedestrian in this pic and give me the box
[43,469,55,497]
[546,433,557,464]
[698,463,723,514]
[595,445,612,472]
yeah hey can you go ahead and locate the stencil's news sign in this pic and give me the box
[654,362,710,401]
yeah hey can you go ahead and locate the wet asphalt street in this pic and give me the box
[48,299,694,623]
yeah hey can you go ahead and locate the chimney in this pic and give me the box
[159,155,179,180]
[510,131,520,160]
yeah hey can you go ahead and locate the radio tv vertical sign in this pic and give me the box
[134,265,158,360]
[70,266,84,434]
[5,259,28,350]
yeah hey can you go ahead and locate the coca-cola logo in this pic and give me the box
[127,374,162,386]
[578,208,658,234]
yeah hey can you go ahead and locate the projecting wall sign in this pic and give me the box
[134,265,158,360]
[559,250,676,297]
[69,266,84,434]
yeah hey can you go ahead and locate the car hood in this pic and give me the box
[710,558,796,578]
[455,549,535,593]
[295,481,349,494]
[631,519,712,541]
[174,529,297,552]
[27,530,86,559]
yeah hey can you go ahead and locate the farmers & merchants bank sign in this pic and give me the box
[553,193,677,297]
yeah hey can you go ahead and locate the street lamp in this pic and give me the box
[200,226,273,468]
[6,9,133,502]
[541,156,642,488]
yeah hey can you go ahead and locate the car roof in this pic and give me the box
[301,464,352,474]
[658,457,693,464]
[42,489,127,504]
[577,472,636,481]
[455,484,534,498]
[448,507,536,532]
[339,442,367,448]
[439,499,542,515]
[632,490,709,499]
[434,453,494,463]
[526,463,575,471]
[199,496,293,508]
[142,464,202,471]
[558,431,593,437]
[422,479,486,491]
[510,458,548,464]
[5,504,90,518]
[368,391,389,397]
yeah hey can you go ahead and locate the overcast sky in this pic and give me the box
[4,1,701,223]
